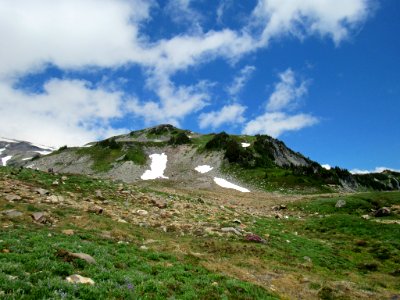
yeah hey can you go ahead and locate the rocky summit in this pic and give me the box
[0,126,400,299]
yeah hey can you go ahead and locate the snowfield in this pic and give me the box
[213,177,250,193]
[0,148,5,155]
[141,153,169,180]
[35,150,53,155]
[195,165,213,174]
[1,155,13,166]
[241,143,251,148]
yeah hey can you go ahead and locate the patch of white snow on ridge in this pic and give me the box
[0,148,5,155]
[0,137,17,143]
[35,150,53,155]
[22,157,33,161]
[213,177,250,193]
[195,165,213,174]
[1,155,12,166]
[241,143,250,148]
[141,153,169,180]
[29,142,55,150]
[321,164,331,170]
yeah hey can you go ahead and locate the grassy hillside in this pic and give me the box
[1,166,399,299]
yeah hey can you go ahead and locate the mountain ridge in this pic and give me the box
[2,124,399,193]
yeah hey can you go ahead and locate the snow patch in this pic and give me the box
[141,153,169,180]
[241,143,251,148]
[0,148,5,155]
[213,177,250,193]
[0,137,17,143]
[29,142,55,150]
[35,150,53,155]
[195,165,213,174]
[1,155,12,166]
[321,164,331,170]
[22,157,33,161]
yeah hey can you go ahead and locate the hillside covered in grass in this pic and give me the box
[1,165,400,299]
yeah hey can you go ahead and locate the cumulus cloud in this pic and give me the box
[266,68,308,111]
[199,104,246,129]
[128,76,211,126]
[227,65,256,98]
[0,0,373,145]
[243,68,317,137]
[321,164,332,170]
[0,79,127,147]
[350,167,400,174]
[243,112,317,137]
[251,0,371,45]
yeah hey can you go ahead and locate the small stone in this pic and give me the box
[279,204,287,210]
[66,274,95,285]
[303,256,312,262]
[87,206,103,214]
[61,176,68,181]
[34,188,50,195]
[2,249,10,253]
[70,253,96,264]
[151,198,167,209]
[232,219,242,224]
[57,249,96,264]
[275,213,283,219]
[362,214,371,220]
[52,180,59,186]
[62,229,75,235]
[95,190,104,200]
[5,194,22,202]
[46,195,64,204]
[245,233,267,243]
[140,245,148,250]
[212,282,218,286]
[136,209,148,216]
[31,212,45,222]
[335,199,346,208]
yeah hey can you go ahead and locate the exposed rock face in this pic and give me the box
[0,137,54,166]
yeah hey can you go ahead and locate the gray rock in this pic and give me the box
[221,227,242,236]
[66,274,94,285]
[335,199,346,208]
[95,190,104,199]
[2,209,23,218]
[31,212,45,221]
[151,198,167,209]
[5,194,22,202]
[34,188,50,195]
[70,252,96,264]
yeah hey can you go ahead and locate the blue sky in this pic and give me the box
[0,0,399,173]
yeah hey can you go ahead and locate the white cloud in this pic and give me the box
[227,65,256,98]
[0,79,127,147]
[0,0,373,145]
[199,104,246,129]
[243,112,317,137]
[165,0,203,31]
[0,0,154,78]
[128,75,211,126]
[251,0,371,45]
[242,68,317,137]
[266,68,308,111]
[350,167,400,174]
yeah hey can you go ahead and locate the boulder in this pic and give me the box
[2,209,23,218]
[5,194,22,202]
[66,274,94,285]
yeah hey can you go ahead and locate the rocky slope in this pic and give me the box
[6,125,400,193]
[0,137,55,167]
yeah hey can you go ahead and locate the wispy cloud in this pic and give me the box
[350,167,400,174]
[227,65,256,98]
[243,68,317,137]
[243,112,317,137]
[199,104,246,129]
[266,68,308,111]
